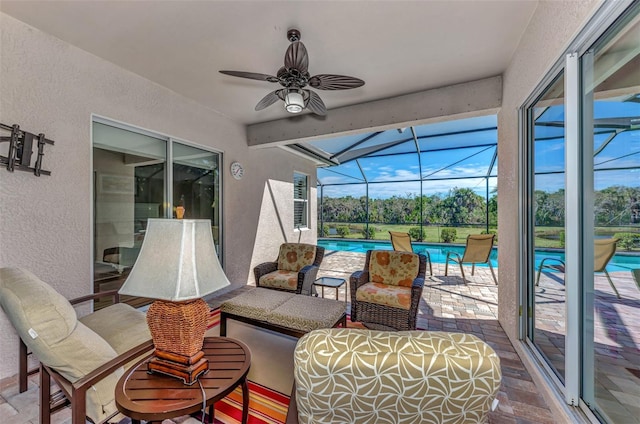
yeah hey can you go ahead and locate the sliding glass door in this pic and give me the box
[92,121,222,307]
[173,142,221,251]
[523,3,639,422]
[580,8,640,422]
[527,73,567,383]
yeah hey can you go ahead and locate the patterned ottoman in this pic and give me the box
[292,328,502,424]
[220,288,347,338]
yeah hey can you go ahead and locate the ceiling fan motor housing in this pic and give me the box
[287,29,301,42]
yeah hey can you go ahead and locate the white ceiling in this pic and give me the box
[1,0,538,126]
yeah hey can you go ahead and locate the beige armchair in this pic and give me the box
[389,231,433,275]
[445,234,498,285]
[254,243,325,296]
[536,238,621,298]
[288,328,502,424]
[0,268,153,424]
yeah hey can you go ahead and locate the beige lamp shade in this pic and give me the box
[118,219,230,301]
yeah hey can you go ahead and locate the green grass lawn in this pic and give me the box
[322,223,640,250]
[323,223,493,245]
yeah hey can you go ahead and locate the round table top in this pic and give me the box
[115,337,251,421]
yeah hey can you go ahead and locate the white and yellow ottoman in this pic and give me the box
[292,328,502,424]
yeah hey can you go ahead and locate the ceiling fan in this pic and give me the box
[219,29,365,116]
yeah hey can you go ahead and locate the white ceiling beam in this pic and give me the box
[247,76,502,147]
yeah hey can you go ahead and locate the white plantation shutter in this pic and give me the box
[294,172,308,228]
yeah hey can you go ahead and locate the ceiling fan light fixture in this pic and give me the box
[284,89,304,113]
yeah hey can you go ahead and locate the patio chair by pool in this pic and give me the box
[445,234,498,285]
[535,238,620,298]
[389,231,433,275]
[350,250,427,330]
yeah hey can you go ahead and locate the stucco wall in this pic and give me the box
[0,13,317,380]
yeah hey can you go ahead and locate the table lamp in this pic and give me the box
[118,219,230,385]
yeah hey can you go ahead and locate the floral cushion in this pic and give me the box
[259,270,298,291]
[355,282,412,310]
[368,250,420,287]
[277,243,317,272]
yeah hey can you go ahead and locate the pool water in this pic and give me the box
[318,239,639,272]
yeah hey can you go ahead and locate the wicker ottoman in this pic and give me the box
[220,288,347,338]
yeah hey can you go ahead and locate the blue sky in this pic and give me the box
[315,99,638,199]
[315,115,498,199]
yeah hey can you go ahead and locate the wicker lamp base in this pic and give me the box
[146,298,210,385]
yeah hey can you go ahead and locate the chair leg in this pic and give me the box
[603,269,620,299]
[488,262,498,285]
[459,263,467,284]
[72,384,87,424]
[471,263,476,276]
[40,365,51,424]
[444,256,450,276]
[19,339,28,393]
[535,266,542,286]
[426,253,433,276]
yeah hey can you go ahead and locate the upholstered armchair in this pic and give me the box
[254,243,325,296]
[0,268,153,424]
[350,249,427,330]
[288,328,502,424]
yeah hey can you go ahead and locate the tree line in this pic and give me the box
[319,188,497,226]
[319,185,640,227]
[535,185,640,226]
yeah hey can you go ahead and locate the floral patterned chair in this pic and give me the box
[254,243,325,296]
[350,249,427,330]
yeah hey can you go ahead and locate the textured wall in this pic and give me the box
[0,13,317,379]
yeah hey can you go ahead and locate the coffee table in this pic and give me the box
[115,337,251,424]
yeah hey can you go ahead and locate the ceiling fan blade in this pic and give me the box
[254,91,282,111]
[305,90,327,116]
[309,74,365,90]
[219,70,279,83]
[284,41,309,74]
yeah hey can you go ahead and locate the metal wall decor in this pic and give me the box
[0,123,55,176]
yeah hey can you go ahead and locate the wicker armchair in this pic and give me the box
[254,243,325,296]
[350,250,427,330]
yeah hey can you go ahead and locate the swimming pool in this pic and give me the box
[318,239,640,272]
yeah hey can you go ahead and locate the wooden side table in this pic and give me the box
[313,277,347,302]
[115,337,251,424]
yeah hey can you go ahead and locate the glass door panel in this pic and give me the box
[93,122,167,308]
[172,142,221,255]
[581,7,640,422]
[528,73,567,382]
